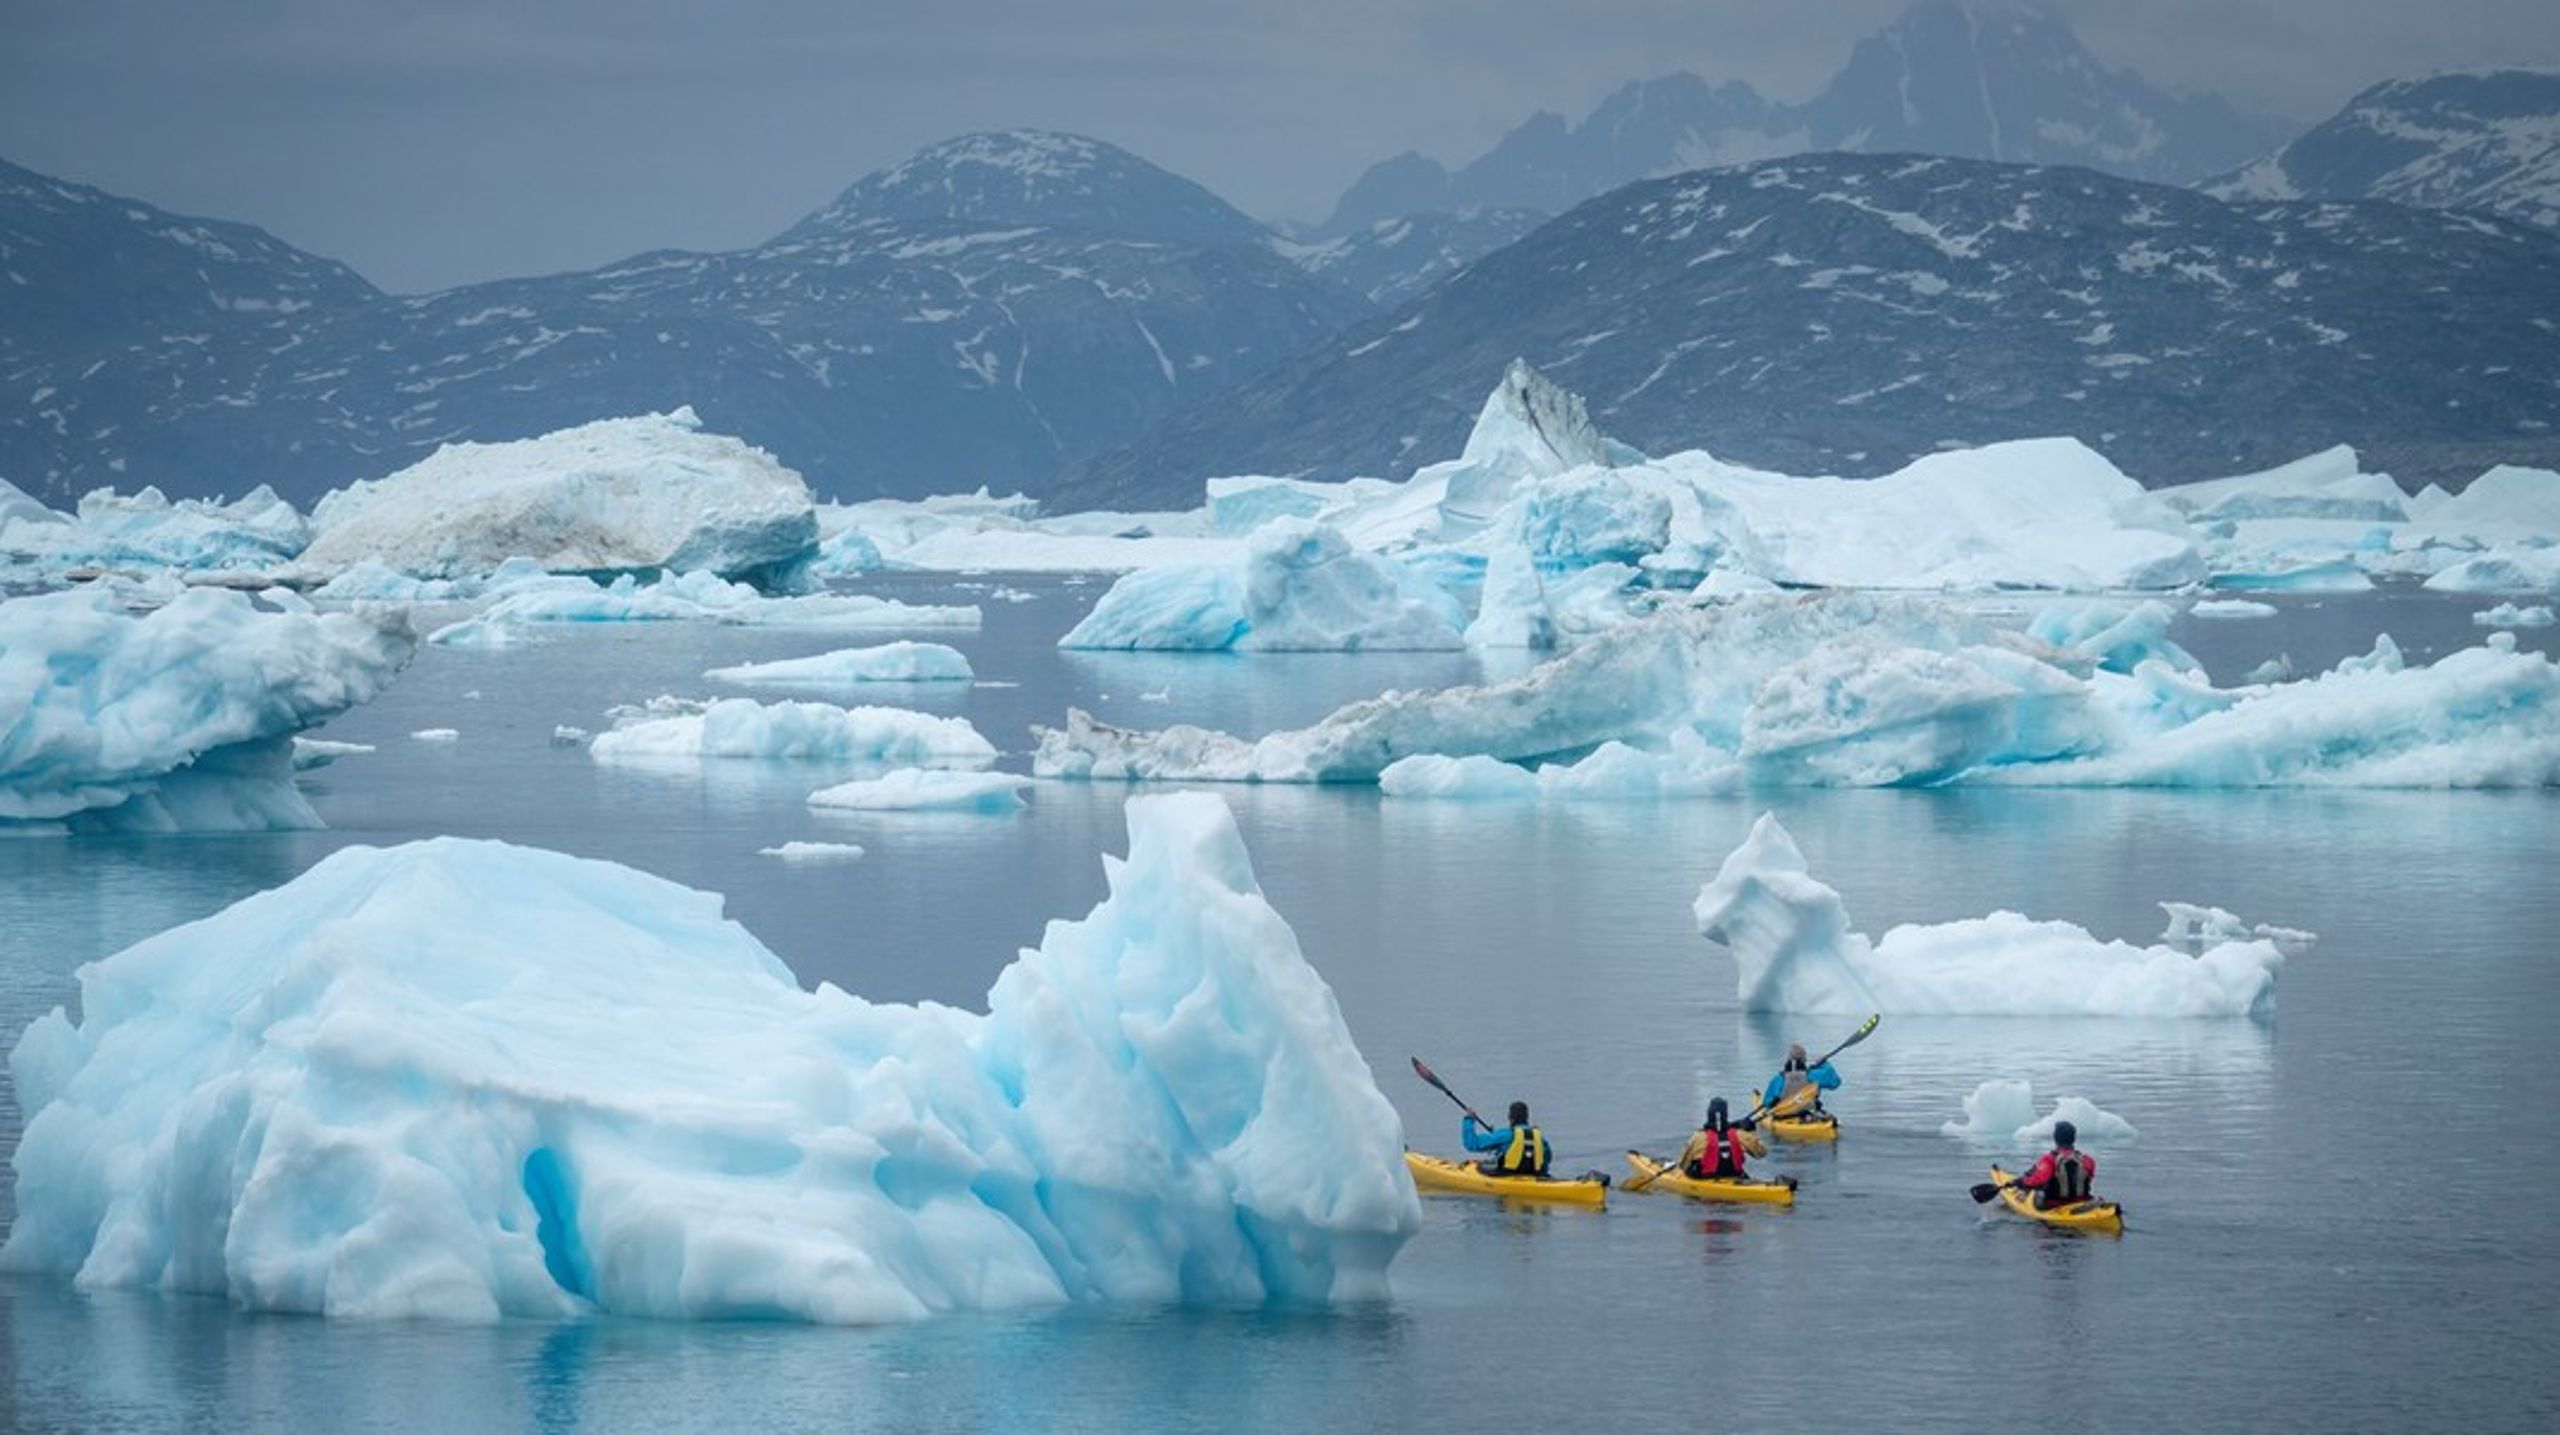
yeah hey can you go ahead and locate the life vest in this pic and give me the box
[1691,1126,1747,1178]
[1499,1125,1550,1176]
[1779,1056,1811,1099]
[2049,1150,2092,1202]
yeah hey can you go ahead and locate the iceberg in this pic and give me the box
[1940,1080,2138,1146]
[1041,592,2560,791]
[3,486,310,577]
[0,475,66,535]
[2474,602,2556,629]
[759,840,866,860]
[2191,599,2276,619]
[588,697,996,767]
[0,586,412,832]
[1059,518,1465,652]
[1,795,1420,1320]
[297,408,817,581]
[2424,547,2560,596]
[428,570,979,646]
[707,641,974,687]
[1693,813,2298,1017]
[807,769,1031,812]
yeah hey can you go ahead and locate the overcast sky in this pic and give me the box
[4,0,2555,293]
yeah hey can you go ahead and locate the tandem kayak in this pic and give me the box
[1405,1151,1608,1207]
[1987,1165,2124,1234]
[1766,1111,1839,1143]
[1622,1152,1798,1205]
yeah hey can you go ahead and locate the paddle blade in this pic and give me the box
[1410,1057,1477,1119]
[1969,1182,2003,1204]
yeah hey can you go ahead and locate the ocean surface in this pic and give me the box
[4,581,2556,1433]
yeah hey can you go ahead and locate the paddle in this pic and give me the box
[1970,1162,2102,1209]
[1409,1056,1485,1127]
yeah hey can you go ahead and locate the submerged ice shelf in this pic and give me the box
[2,794,1420,1322]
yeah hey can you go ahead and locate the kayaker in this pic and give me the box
[1762,1042,1843,1116]
[1462,1101,1551,1177]
[1678,1097,1767,1180]
[2015,1121,2098,1208]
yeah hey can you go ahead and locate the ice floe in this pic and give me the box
[0,586,411,832]
[427,570,979,647]
[707,641,974,687]
[2474,602,2556,628]
[807,769,1031,812]
[588,697,996,767]
[1694,813,2299,1017]
[1059,518,1465,652]
[0,795,1419,1321]
[759,840,866,861]
[1940,1080,2139,1146]
[297,408,816,581]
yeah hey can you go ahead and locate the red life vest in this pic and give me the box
[1692,1126,1748,1178]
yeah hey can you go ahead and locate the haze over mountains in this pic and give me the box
[4,1,2557,513]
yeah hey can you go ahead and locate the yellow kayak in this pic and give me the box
[1988,1165,2124,1234]
[1767,1111,1840,1144]
[1404,1151,1608,1207]
[1622,1152,1798,1205]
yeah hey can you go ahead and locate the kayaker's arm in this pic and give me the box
[1461,1115,1504,1153]
[1809,1061,1841,1090]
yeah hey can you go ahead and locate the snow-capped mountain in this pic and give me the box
[1320,1,2285,236]
[1276,208,1548,306]
[1065,153,2560,508]
[0,133,1372,506]
[2206,70,2560,230]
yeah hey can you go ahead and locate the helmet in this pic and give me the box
[2053,1120,2079,1148]
[1706,1097,1729,1129]
[1507,1100,1530,1125]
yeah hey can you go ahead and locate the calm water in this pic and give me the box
[3,582,2556,1433]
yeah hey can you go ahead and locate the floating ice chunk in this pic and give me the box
[1377,753,1542,800]
[1380,731,1739,801]
[411,728,460,743]
[2243,656,2295,685]
[2155,446,2407,524]
[2028,600,2196,674]
[589,698,995,767]
[2158,902,2317,956]
[2424,547,2560,596]
[290,738,375,770]
[1,795,1419,1321]
[759,841,865,860]
[431,571,980,646]
[2207,558,2375,593]
[1941,1080,2137,1146]
[1694,812,2296,1017]
[299,408,816,581]
[550,726,589,746]
[0,476,68,535]
[2414,465,2560,542]
[808,769,1030,812]
[2191,599,2276,619]
[2474,602,2556,628]
[707,641,974,687]
[0,587,410,831]
[1059,518,1464,652]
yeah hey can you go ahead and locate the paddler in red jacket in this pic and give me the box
[1678,1097,1768,1180]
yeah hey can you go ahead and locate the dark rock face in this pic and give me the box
[1068,153,2560,508]
[2207,70,2560,231]
[0,133,1372,506]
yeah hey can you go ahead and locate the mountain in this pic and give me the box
[0,133,1374,506]
[1276,208,1548,306]
[1063,153,2560,507]
[1320,2,2286,235]
[2205,70,2560,230]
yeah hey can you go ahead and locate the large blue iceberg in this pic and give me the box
[3,794,1420,1321]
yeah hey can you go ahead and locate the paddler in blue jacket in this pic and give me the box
[1462,1100,1552,1176]
[1762,1042,1842,1116]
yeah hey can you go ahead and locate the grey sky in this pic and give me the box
[3,0,2555,293]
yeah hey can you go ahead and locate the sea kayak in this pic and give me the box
[1622,1152,1798,1205]
[1405,1151,1608,1207]
[1766,1111,1840,1143]
[1987,1165,2124,1234]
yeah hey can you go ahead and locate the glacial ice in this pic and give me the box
[588,697,996,767]
[3,486,310,577]
[2474,602,2556,628]
[707,641,975,687]
[428,570,979,647]
[298,408,818,581]
[0,586,411,832]
[1693,813,2298,1017]
[807,769,1031,812]
[1940,1080,2138,1146]
[759,840,866,860]
[1,795,1421,1321]
[1040,593,2560,791]
[2424,547,2560,596]
[2191,599,2277,619]
[1059,518,1465,652]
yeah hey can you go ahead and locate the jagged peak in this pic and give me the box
[1459,358,1615,479]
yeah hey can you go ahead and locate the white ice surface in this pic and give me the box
[428,571,979,647]
[1059,518,1465,652]
[707,642,974,687]
[1,795,1420,1321]
[1693,812,2298,1017]
[807,769,1031,812]
[759,841,866,861]
[1940,1080,2138,1146]
[299,408,816,580]
[0,586,411,831]
[2474,602,2556,628]
[588,698,996,767]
